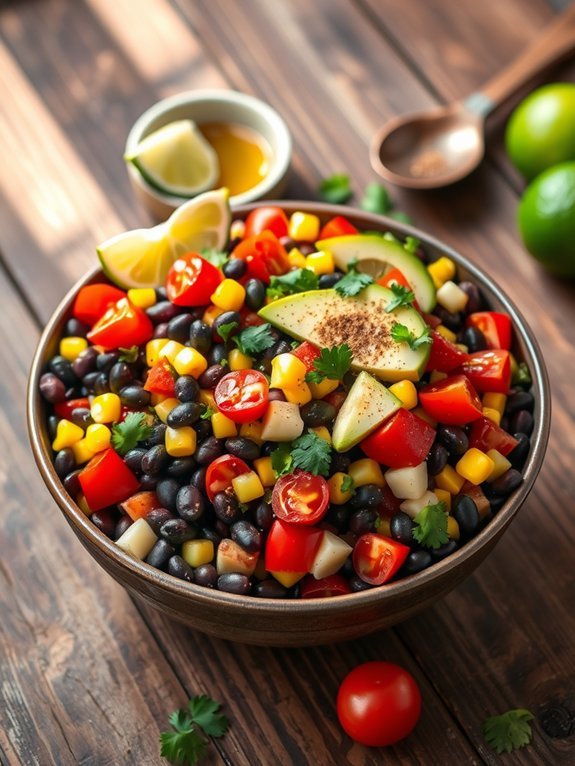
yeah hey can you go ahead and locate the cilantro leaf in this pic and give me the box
[291,431,332,477]
[159,695,229,766]
[266,268,319,300]
[318,174,352,204]
[216,321,238,343]
[200,405,216,420]
[118,345,139,363]
[385,284,415,312]
[334,261,374,297]
[188,695,229,738]
[200,248,228,269]
[391,323,432,350]
[111,412,153,456]
[482,709,534,755]
[513,361,532,387]
[360,182,392,214]
[271,442,294,477]
[412,501,449,549]
[305,344,353,384]
[233,323,276,357]
[160,724,206,766]
[340,475,355,494]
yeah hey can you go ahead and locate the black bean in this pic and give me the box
[224,437,260,462]
[196,436,223,465]
[194,564,217,588]
[510,409,534,436]
[253,580,289,598]
[434,307,462,332]
[194,420,212,441]
[231,520,262,553]
[223,258,247,279]
[145,539,175,570]
[349,575,374,592]
[167,555,194,582]
[213,311,241,341]
[47,415,59,440]
[207,344,228,366]
[49,355,78,387]
[141,445,169,475]
[329,453,351,475]
[70,407,93,429]
[65,386,83,401]
[167,313,195,344]
[123,448,147,474]
[145,508,174,535]
[64,317,90,337]
[268,388,287,402]
[427,442,448,475]
[82,371,100,392]
[160,518,197,545]
[298,243,316,256]
[54,448,76,478]
[461,326,488,353]
[144,423,167,448]
[63,469,82,497]
[507,433,530,470]
[300,400,336,428]
[403,550,433,574]
[254,501,274,532]
[91,508,117,539]
[188,320,212,354]
[199,364,227,389]
[176,485,205,523]
[40,372,66,403]
[146,301,180,325]
[217,573,251,595]
[167,402,203,428]
[93,372,110,395]
[453,495,481,537]
[319,272,344,289]
[191,467,207,492]
[167,457,196,479]
[153,322,169,339]
[114,514,133,540]
[213,492,241,524]
[324,505,351,531]
[349,508,377,535]
[156,478,180,511]
[245,278,266,310]
[260,442,276,457]
[489,468,523,497]
[431,539,459,560]
[200,526,222,547]
[109,362,133,394]
[174,375,200,402]
[350,485,385,509]
[438,425,469,457]
[272,340,293,357]
[458,282,483,314]
[390,512,414,546]
[72,347,98,378]
[155,286,168,301]
[506,390,534,414]
[139,474,159,490]
[96,352,119,374]
[119,385,150,408]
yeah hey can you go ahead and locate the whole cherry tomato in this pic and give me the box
[243,206,289,239]
[214,369,269,424]
[165,253,223,306]
[271,471,329,525]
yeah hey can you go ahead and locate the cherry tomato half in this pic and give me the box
[231,231,290,283]
[165,253,223,306]
[271,471,329,525]
[243,206,289,239]
[352,533,410,585]
[87,298,153,350]
[214,369,269,424]
[337,661,421,747]
[205,454,251,503]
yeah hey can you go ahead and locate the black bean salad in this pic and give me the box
[39,201,534,599]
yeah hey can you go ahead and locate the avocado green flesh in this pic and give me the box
[258,285,430,382]
[317,234,436,312]
[332,371,401,452]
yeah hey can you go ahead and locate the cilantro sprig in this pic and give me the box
[360,182,392,214]
[482,709,534,755]
[334,259,374,297]
[200,248,228,269]
[160,694,229,765]
[412,501,449,549]
[305,344,353,384]
[318,173,352,204]
[216,321,239,343]
[233,323,276,357]
[385,284,415,313]
[271,431,332,477]
[266,268,319,300]
[118,345,139,363]
[391,323,432,351]
[340,475,355,494]
[111,412,152,456]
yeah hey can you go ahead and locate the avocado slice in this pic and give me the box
[332,371,401,452]
[316,234,436,312]
[258,284,431,382]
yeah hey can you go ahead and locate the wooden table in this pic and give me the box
[1,1,574,763]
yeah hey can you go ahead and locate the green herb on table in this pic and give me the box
[111,412,153,456]
[266,268,319,300]
[291,431,332,477]
[216,321,239,344]
[385,284,415,312]
[482,709,534,755]
[318,174,352,204]
[200,248,229,269]
[334,259,374,297]
[305,344,353,384]
[160,694,229,765]
[233,323,276,357]
[391,323,432,351]
[389,211,413,225]
[412,501,449,549]
[118,345,139,363]
[360,182,392,214]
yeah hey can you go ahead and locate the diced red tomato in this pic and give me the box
[290,341,320,371]
[54,397,90,419]
[418,374,483,425]
[422,312,442,329]
[265,519,323,573]
[243,206,289,239]
[377,268,411,292]
[425,331,468,373]
[120,491,162,521]
[318,215,358,240]
[468,417,519,456]
[205,454,251,503]
[144,358,176,396]
[300,574,352,598]
[239,307,264,328]
[165,253,223,306]
[271,471,329,525]
[87,298,153,350]
[72,283,126,325]
[466,312,512,350]
[214,369,269,424]
[231,231,290,284]
[78,448,140,511]
[457,350,511,394]
[360,409,436,468]
[352,533,410,585]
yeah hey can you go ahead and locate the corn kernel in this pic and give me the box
[210,279,246,312]
[436,324,457,343]
[434,465,465,494]
[59,336,88,362]
[289,211,320,242]
[288,248,307,269]
[429,370,448,383]
[434,487,452,512]
[412,405,437,427]
[173,346,208,378]
[349,458,386,488]
[52,419,85,451]
[436,280,469,313]
[211,411,237,439]
[165,426,197,457]
[154,397,179,423]
[483,392,507,417]
[482,406,501,426]
[456,343,469,353]
[311,426,332,444]
[486,449,512,482]
[270,353,307,389]
[228,348,253,371]
[270,571,304,588]
[283,383,313,406]
[447,516,460,540]
[328,472,354,504]
[230,219,245,239]
[375,517,392,537]
[85,423,111,452]
[182,539,214,568]
[91,393,121,424]
[456,448,495,485]
[217,539,259,576]
[388,380,418,409]
[202,304,225,326]
[77,494,92,515]
[253,456,276,487]
[146,338,169,367]
[116,518,157,560]
[127,288,156,309]
[428,256,456,289]
[71,437,96,465]
[150,392,167,406]
[232,471,265,503]
[199,389,216,410]
[158,340,185,364]
[239,421,264,445]
[305,250,335,275]
[308,377,339,399]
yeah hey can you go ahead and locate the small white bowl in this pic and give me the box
[125,89,292,220]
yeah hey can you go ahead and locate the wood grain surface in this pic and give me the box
[1,0,574,764]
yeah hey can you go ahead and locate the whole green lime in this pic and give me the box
[518,162,575,277]
[506,83,575,180]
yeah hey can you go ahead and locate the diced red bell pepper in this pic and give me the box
[265,520,323,573]
[54,397,91,419]
[144,358,176,396]
[120,491,162,521]
[457,350,511,394]
[87,298,153,350]
[231,231,290,284]
[72,284,126,325]
[291,341,320,371]
[78,448,140,511]
[468,417,519,457]
[466,312,512,350]
[318,215,358,240]
[418,374,483,425]
[425,331,469,373]
[360,408,436,468]
[300,574,352,598]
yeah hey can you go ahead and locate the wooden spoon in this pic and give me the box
[370,5,575,189]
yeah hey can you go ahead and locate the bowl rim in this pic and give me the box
[27,201,551,617]
[124,89,292,206]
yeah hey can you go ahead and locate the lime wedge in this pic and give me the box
[97,188,231,289]
[125,119,219,197]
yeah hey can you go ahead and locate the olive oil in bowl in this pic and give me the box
[200,122,272,196]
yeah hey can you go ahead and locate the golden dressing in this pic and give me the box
[199,122,271,196]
